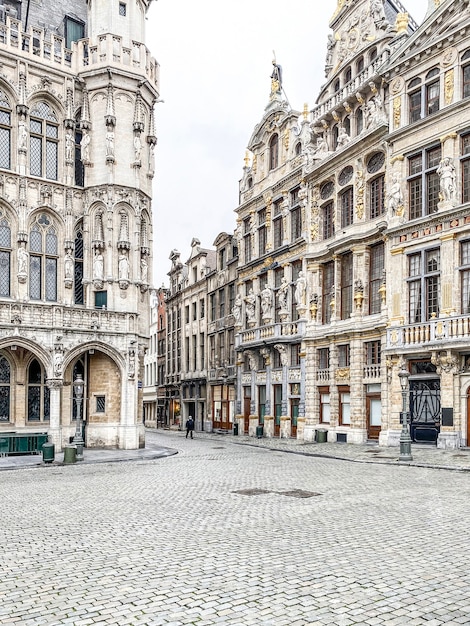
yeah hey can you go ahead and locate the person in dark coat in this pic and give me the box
[185,416,194,439]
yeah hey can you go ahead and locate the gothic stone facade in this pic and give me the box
[0,0,159,449]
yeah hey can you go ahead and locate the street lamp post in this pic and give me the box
[398,364,413,462]
[73,374,85,461]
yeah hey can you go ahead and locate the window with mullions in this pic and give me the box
[461,134,470,204]
[291,206,302,240]
[341,252,353,320]
[408,248,440,322]
[323,201,334,239]
[0,217,11,297]
[29,102,59,180]
[408,145,441,219]
[273,215,283,248]
[0,356,10,421]
[369,175,385,219]
[74,118,84,186]
[369,242,384,315]
[29,214,58,302]
[408,77,422,123]
[0,90,11,170]
[322,261,334,324]
[340,187,353,228]
[258,208,267,256]
[463,51,470,98]
[74,226,84,304]
[460,241,470,314]
[27,359,50,422]
[425,68,440,116]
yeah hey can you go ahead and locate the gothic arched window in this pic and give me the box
[0,90,12,170]
[29,102,59,180]
[29,213,58,302]
[27,359,50,422]
[0,355,11,422]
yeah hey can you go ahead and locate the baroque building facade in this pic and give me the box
[159,0,470,449]
[0,0,159,449]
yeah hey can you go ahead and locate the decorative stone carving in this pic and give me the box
[437,157,456,203]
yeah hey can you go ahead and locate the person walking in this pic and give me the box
[185,416,194,439]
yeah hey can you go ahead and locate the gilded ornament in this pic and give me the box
[393,97,401,129]
[395,13,409,34]
[444,69,454,106]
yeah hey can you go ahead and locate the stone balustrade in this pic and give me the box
[386,314,470,349]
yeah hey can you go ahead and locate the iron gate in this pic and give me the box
[409,378,441,443]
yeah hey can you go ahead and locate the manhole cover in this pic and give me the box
[279,489,321,498]
[232,488,271,496]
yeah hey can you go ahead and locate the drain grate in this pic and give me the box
[232,488,321,498]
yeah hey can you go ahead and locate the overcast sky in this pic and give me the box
[147,0,428,287]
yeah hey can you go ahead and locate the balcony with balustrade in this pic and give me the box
[386,314,470,351]
[236,319,306,349]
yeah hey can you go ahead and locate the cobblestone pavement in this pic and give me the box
[1,431,470,626]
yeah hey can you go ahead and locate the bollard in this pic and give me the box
[42,442,55,464]
[63,444,77,464]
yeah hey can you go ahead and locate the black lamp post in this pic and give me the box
[73,374,85,461]
[398,364,412,461]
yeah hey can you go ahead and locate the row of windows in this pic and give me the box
[317,341,381,371]
[407,53,470,125]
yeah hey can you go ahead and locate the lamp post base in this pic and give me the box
[399,428,413,462]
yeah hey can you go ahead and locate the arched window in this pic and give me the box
[74,223,84,305]
[295,142,302,156]
[344,66,352,84]
[269,134,279,171]
[425,68,440,115]
[0,216,11,297]
[29,213,58,302]
[334,78,340,93]
[408,77,422,122]
[356,57,364,74]
[0,90,12,170]
[369,47,378,63]
[27,359,50,422]
[29,102,59,180]
[0,355,11,422]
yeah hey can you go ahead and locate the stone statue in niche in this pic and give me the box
[295,272,307,306]
[119,252,130,281]
[387,172,404,215]
[93,250,104,280]
[244,289,256,323]
[232,293,242,325]
[80,130,91,162]
[437,157,456,203]
[260,284,273,319]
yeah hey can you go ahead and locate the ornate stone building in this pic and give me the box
[160,0,470,449]
[0,0,159,449]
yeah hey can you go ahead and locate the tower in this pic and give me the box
[0,0,159,450]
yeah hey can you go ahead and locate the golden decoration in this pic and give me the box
[393,97,401,129]
[356,170,364,220]
[335,367,350,381]
[395,13,409,34]
[444,70,454,106]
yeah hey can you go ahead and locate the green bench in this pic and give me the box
[0,432,49,456]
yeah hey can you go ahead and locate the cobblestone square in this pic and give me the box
[1,431,469,625]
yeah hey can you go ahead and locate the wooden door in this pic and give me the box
[366,395,381,440]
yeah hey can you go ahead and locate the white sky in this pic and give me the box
[147,0,428,287]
